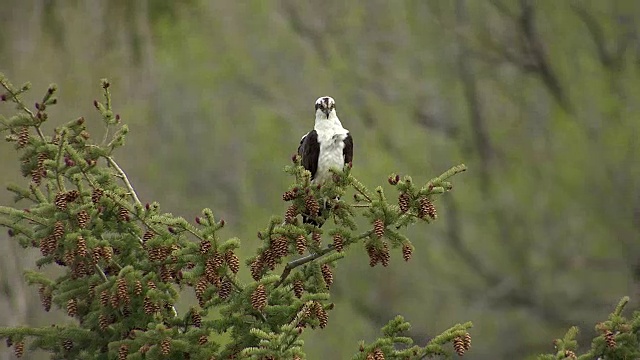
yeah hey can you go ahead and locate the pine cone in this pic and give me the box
[402,243,413,261]
[321,264,333,288]
[17,126,29,148]
[211,252,225,269]
[76,236,87,257]
[333,233,344,252]
[117,278,130,305]
[63,249,76,266]
[295,235,307,255]
[99,290,109,307]
[110,292,120,308]
[373,218,385,238]
[118,344,129,360]
[98,314,110,330]
[198,335,208,345]
[31,167,44,185]
[199,240,212,254]
[138,344,151,354]
[54,192,67,211]
[76,210,90,229]
[66,298,77,317]
[161,338,171,355]
[314,302,328,328]
[142,230,156,244]
[398,192,410,213]
[373,348,385,360]
[218,277,232,300]
[91,188,103,204]
[604,330,616,349]
[250,257,264,281]
[418,197,437,220]
[14,340,24,358]
[305,195,320,217]
[251,284,267,311]
[312,231,322,246]
[463,332,471,351]
[159,265,173,283]
[367,244,379,267]
[53,220,65,240]
[65,189,79,203]
[134,280,143,296]
[192,310,202,327]
[63,339,73,351]
[101,246,113,263]
[271,235,289,258]
[117,207,129,222]
[225,250,240,274]
[282,190,296,201]
[380,242,390,267]
[293,280,304,299]
[366,354,375,360]
[453,336,465,356]
[262,248,277,271]
[285,204,298,224]
[143,297,158,315]
[205,258,220,285]
[564,350,577,359]
[41,291,52,312]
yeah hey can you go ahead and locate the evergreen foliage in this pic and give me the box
[0,76,469,359]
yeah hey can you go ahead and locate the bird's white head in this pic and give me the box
[315,96,337,120]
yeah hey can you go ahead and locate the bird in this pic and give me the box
[297,96,353,226]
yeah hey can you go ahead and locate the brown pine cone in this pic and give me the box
[118,343,129,360]
[98,314,110,330]
[143,297,158,315]
[218,277,233,300]
[293,280,304,298]
[192,310,202,327]
[271,236,289,258]
[305,195,320,217]
[199,240,212,254]
[564,350,577,359]
[604,330,616,349]
[63,339,73,351]
[66,298,77,317]
[251,284,267,311]
[380,242,390,267]
[312,231,322,246]
[453,336,465,356]
[373,348,385,360]
[398,192,410,213]
[17,126,29,148]
[42,292,52,312]
[31,167,44,185]
[91,188,103,204]
[76,210,90,229]
[418,197,437,220]
[205,258,220,285]
[101,246,113,263]
[282,190,296,201]
[250,257,264,281]
[285,204,298,224]
[14,340,24,358]
[54,192,67,211]
[373,218,385,238]
[138,344,151,354]
[65,189,79,203]
[367,244,379,267]
[463,332,471,351]
[198,335,208,345]
[314,302,328,328]
[134,280,143,296]
[402,243,413,261]
[321,264,333,288]
[99,290,110,307]
[117,278,130,305]
[295,235,307,255]
[117,207,129,222]
[53,220,65,240]
[225,250,240,274]
[333,233,344,252]
[76,236,87,257]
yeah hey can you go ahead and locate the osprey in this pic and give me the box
[298,96,353,225]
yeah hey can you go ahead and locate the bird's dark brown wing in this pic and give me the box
[343,133,353,165]
[298,130,319,179]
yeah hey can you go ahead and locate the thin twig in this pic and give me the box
[105,156,141,206]
[0,79,46,141]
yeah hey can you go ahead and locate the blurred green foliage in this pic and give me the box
[1,1,639,359]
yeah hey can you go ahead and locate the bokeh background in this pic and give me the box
[2,1,640,359]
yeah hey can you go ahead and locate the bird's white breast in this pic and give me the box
[314,121,349,184]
